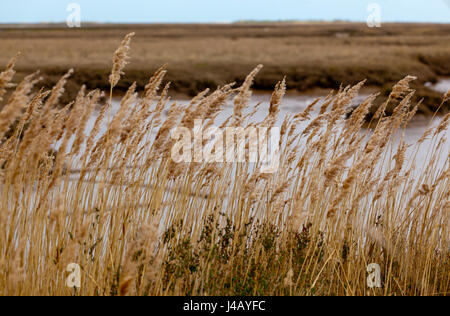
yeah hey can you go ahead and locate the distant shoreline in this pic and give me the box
[1,23,449,115]
[1,21,449,28]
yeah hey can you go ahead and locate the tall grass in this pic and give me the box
[0,33,448,296]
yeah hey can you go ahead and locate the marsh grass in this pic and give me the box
[0,33,448,296]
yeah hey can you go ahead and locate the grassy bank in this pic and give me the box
[1,23,449,113]
[0,34,449,296]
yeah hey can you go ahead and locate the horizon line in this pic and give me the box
[1,20,450,26]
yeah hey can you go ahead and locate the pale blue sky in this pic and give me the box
[0,0,449,23]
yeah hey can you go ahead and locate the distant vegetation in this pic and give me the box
[0,23,449,114]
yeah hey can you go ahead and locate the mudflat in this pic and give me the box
[0,22,449,111]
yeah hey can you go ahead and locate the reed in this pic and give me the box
[0,34,448,296]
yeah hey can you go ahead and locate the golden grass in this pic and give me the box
[0,33,448,296]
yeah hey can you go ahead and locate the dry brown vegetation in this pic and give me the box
[0,32,449,296]
[1,23,449,114]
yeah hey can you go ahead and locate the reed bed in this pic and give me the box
[0,34,448,296]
